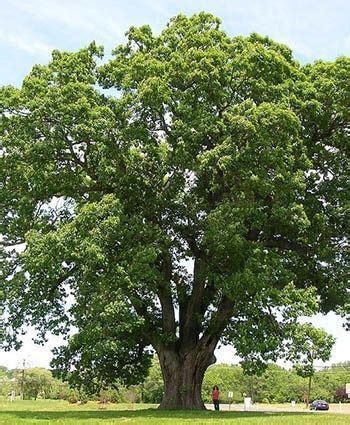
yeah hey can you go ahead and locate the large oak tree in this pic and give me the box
[1,13,349,409]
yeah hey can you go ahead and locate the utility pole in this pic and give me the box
[21,359,25,400]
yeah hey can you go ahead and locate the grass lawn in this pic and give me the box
[0,399,349,424]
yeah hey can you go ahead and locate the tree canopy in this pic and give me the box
[1,13,349,409]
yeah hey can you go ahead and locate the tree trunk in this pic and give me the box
[157,344,216,409]
[306,375,312,408]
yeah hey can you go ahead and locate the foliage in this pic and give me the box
[98,388,122,403]
[49,378,71,400]
[67,389,79,404]
[286,323,335,404]
[335,387,348,402]
[202,364,244,403]
[142,357,164,403]
[66,388,88,404]
[287,323,335,378]
[1,12,349,406]
[78,390,89,404]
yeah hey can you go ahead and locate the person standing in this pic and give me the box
[212,385,220,411]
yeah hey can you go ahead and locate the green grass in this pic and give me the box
[0,399,348,424]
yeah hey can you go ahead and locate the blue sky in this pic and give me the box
[1,0,350,86]
[1,1,349,369]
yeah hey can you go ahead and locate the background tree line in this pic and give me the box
[1,360,349,404]
[201,362,350,404]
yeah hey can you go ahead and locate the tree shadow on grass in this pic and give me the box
[0,409,313,421]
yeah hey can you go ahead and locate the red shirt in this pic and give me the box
[212,389,220,401]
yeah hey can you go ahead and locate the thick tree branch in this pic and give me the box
[180,257,207,349]
[47,265,78,300]
[199,295,235,348]
[127,291,161,347]
[157,251,176,336]
[263,237,310,253]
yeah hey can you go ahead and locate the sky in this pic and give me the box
[1,0,349,369]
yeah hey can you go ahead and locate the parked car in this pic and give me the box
[310,400,329,411]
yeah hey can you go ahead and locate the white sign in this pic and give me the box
[346,383,350,394]
[244,397,252,410]
[228,391,233,399]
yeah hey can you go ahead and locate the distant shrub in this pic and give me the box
[67,390,78,404]
[335,387,349,403]
[96,388,122,403]
[78,391,88,404]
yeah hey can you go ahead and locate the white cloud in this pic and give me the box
[0,29,54,56]
[11,0,126,45]
[218,0,350,60]
[2,0,349,61]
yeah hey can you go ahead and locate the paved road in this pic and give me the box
[205,403,350,414]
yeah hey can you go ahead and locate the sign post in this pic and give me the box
[228,391,233,411]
